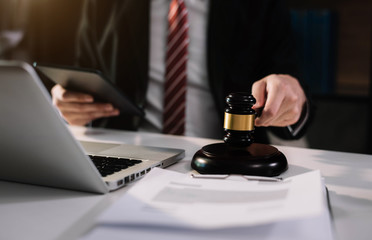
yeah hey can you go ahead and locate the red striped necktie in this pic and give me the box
[163,0,189,135]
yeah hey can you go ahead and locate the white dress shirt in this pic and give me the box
[141,0,221,139]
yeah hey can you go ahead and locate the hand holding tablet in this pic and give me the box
[34,63,145,125]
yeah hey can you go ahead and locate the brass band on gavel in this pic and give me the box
[223,112,255,131]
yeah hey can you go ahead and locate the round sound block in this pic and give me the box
[191,143,288,176]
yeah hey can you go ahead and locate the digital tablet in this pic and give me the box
[33,63,145,117]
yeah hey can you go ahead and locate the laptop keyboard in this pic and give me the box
[89,155,143,177]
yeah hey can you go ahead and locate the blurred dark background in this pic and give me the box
[0,0,82,64]
[0,0,371,154]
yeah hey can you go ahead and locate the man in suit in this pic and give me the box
[51,0,311,143]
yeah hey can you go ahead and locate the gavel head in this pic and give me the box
[223,93,256,147]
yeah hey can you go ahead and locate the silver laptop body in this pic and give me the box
[0,61,184,194]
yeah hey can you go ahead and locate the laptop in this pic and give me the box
[0,61,185,194]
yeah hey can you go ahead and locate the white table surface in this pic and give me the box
[1,126,371,240]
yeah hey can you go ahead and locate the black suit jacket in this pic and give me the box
[76,0,312,142]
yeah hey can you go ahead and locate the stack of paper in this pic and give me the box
[80,168,334,240]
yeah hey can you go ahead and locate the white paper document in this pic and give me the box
[80,168,334,240]
[102,168,325,227]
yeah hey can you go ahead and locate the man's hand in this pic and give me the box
[51,84,120,126]
[252,74,306,127]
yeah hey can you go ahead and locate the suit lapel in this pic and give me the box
[207,0,239,115]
